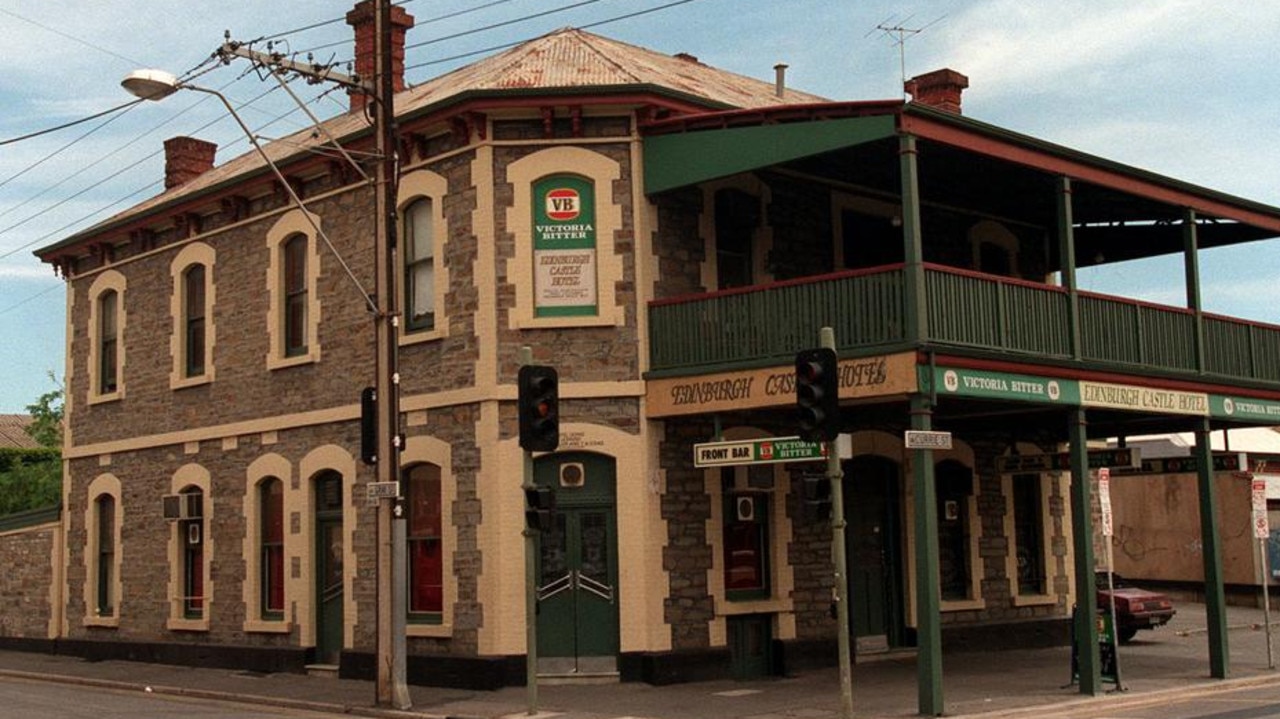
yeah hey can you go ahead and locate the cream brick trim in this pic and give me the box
[169,242,217,389]
[82,473,122,626]
[472,145,499,397]
[166,464,212,632]
[243,453,293,633]
[505,146,625,329]
[397,169,451,346]
[86,270,126,405]
[265,209,322,370]
[402,434,455,637]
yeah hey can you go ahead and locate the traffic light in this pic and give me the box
[524,485,557,532]
[800,473,832,521]
[795,347,839,442]
[518,365,559,452]
[360,387,378,465]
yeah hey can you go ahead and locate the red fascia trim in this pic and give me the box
[924,352,1280,401]
[900,114,1280,233]
[641,100,904,135]
[648,264,906,308]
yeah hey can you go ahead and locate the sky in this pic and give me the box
[1,0,1278,413]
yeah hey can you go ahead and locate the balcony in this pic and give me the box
[647,264,1280,387]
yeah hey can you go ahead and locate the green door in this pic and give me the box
[844,456,904,651]
[315,471,344,666]
[534,453,619,674]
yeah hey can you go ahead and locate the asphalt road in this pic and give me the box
[0,676,350,719]
[1053,681,1280,719]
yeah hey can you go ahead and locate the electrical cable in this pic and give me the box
[0,8,146,68]
[0,101,142,147]
[404,0,607,51]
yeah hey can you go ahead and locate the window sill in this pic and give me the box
[715,596,788,616]
[244,619,292,634]
[406,623,451,638]
[940,599,986,612]
[166,617,210,632]
[83,615,119,628]
[88,390,123,406]
[267,350,318,372]
[1013,593,1058,608]
[399,326,447,347]
[513,313,621,331]
[171,373,214,391]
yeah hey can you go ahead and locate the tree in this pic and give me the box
[24,373,63,449]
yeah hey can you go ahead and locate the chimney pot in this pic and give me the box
[904,68,969,114]
[774,63,788,99]
[346,0,416,113]
[163,136,217,190]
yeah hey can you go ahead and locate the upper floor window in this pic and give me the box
[405,463,443,620]
[283,234,308,357]
[184,265,206,377]
[714,189,759,290]
[403,198,435,332]
[99,290,119,394]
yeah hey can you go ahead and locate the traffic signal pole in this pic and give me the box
[518,345,540,715]
[820,328,854,719]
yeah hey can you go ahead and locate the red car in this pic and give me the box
[1096,573,1176,643]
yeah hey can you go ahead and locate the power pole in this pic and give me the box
[372,0,410,708]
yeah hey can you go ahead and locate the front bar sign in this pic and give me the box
[694,436,827,468]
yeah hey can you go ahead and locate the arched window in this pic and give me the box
[404,463,443,620]
[283,234,308,357]
[260,478,285,619]
[183,264,206,377]
[403,198,435,332]
[95,494,116,615]
[99,289,119,394]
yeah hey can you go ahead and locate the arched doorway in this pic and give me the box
[843,455,906,652]
[313,470,344,665]
[533,452,619,675]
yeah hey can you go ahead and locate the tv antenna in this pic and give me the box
[869,14,946,97]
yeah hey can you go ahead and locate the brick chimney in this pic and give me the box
[346,0,415,113]
[904,68,969,114]
[163,136,217,190]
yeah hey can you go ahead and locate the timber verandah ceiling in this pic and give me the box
[642,101,1280,270]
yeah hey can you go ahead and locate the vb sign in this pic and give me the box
[545,188,580,220]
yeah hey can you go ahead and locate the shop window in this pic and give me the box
[1012,474,1046,595]
[180,488,205,619]
[260,478,285,619]
[935,460,973,601]
[722,468,770,600]
[405,463,443,620]
[403,197,436,332]
[95,494,116,615]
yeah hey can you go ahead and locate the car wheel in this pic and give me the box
[1118,627,1138,644]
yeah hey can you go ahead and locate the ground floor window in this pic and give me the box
[405,463,443,620]
[936,460,973,601]
[181,489,205,618]
[1012,474,1046,595]
[722,467,771,600]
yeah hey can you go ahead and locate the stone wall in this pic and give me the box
[0,519,58,639]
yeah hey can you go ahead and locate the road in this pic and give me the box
[0,676,348,719]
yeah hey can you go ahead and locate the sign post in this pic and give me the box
[1253,478,1274,669]
[1098,468,1125,690]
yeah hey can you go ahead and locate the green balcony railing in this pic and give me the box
[647,267,906,374]
[648,262,1280,388]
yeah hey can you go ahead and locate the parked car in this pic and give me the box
[1096,572,1176,643]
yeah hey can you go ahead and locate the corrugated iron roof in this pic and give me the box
[0,414,40,450]
[37,28,827,257]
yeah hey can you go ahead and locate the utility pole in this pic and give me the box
[371,0,410,708]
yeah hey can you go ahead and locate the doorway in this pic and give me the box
[843,455,906,652]
[533,452,619,675]
[314,470,344,666]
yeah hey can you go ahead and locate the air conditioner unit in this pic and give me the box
[162,493,203,521]
[735,496,756,522]
[559,462,585,488]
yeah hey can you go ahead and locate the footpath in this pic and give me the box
[1,602,1279,719]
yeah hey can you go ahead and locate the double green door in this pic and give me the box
[534,453,619,674]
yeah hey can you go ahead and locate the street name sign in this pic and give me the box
[693,436,827,468]
[366,481,400,500]
[904,430,953,450]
